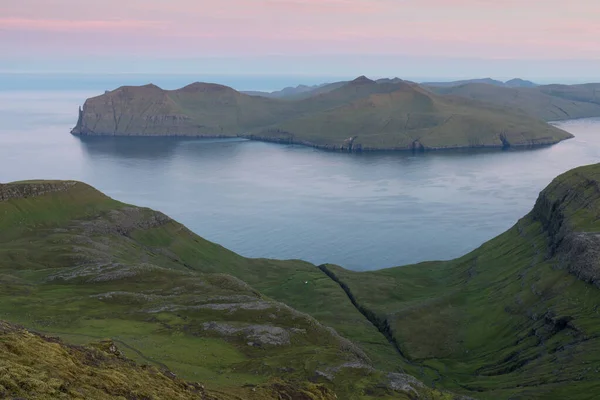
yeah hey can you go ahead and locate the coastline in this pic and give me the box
[71,128,574,153]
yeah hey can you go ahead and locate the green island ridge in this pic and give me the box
[427,82,600,122]
[71,76,573,152]
[2,163,600,398]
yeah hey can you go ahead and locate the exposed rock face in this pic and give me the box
[202,322,295,346]
[552,232,600,287]
[77,207,172,236]
[387,372,424,395]
[71,84,226,137]
[0,181,77,201]
[532,167,600,287]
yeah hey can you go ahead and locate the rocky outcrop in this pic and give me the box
[76,207,172,236]
[201,322,298,346]
[554,232,600,286]
[0,181,77,202]
[532,167,600,287]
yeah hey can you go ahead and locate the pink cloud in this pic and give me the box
[0,17,166,32]
[2,0,599,60]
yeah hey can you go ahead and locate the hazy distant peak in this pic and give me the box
[350,76,376,85]
[505,78,538,87]
[178,82,234,93]
[109,83,163,95]
[376,77,404,84]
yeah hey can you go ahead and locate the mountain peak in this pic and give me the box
[350,76,376,85]
[505,78,538,88]
[178,82,234,93]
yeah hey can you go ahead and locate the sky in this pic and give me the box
[2,0,600,82]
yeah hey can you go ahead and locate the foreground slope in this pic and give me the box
[72,77,572,151]
[0,319,346,400]
[4,164,600,399]
[0,181,452,400]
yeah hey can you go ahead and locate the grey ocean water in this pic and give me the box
[1,89,599,271]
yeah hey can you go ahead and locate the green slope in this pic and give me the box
[4,164,600,399]
[429,83,600,121]
[0,181,453,400]
[314,163,600,399]
[538,83,600,106]
[255,83,569,150]
[72,76,573,151]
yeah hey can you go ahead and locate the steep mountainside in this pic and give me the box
[252,81,570,151]
[505,78,538,88]
[72,76,572,151]
[421,78,507,87]
[315,163,600,399]
[431,83,600,121]
[4,164,600,398]
[0,180,455,400]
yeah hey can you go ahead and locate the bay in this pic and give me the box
[1,89,599,271]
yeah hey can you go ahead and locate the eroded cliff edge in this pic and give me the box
[532,165,600,287]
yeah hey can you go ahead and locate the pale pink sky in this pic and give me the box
[2,0,599,76]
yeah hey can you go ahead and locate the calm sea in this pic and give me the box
[1,83,599,271]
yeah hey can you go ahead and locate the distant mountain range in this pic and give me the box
[72,75,574,151]
[421,77,538,88]
[428,82,600,121]
[244,76,600,122]
[242,78,406,100]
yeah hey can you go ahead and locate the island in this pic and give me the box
[71,76,573,152]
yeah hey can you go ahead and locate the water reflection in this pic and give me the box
[77,136,250,160]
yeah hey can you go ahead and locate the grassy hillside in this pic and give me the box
[314,163,600,399]
[72,76,573,151]
[255,82,570,150]
[429,83,600,121]
[0,180,454,400]
[4,164,600,398]
[538,83,600,106]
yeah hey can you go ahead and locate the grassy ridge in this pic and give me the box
[429,83,600,121]
[259,83,568,150]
